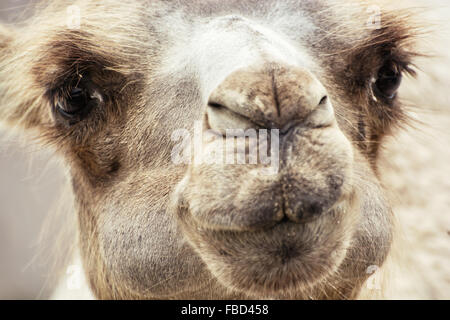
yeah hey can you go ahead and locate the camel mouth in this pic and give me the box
[170,122,357,295]
[177,206,355,297]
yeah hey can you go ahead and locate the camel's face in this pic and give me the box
[170,17,358,296]
[0,0,418,299]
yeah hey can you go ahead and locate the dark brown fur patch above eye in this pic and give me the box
[31,29,144,97]
[32,30,118,91]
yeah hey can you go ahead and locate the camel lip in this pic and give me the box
[176,191,353,297]
[186,196,345,234]
[199,230,343,296]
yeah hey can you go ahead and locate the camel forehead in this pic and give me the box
[140,0,354,92]
[149,1,319,54]
[143,0,366,43]
[158,14,317,95]
[151,1,324,45]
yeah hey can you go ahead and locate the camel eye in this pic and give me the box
[56,88,88,116]
[374,61,402,99]
[54,84,101,125]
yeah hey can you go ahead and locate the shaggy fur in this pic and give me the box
[1,0,445,299]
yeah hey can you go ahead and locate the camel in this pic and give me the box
[0,0,448,299]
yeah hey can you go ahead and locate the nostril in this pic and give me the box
[208,102,225,109]
[319,95,328,106]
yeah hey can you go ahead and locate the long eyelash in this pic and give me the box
[387,50,418,78]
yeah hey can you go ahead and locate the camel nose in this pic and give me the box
[207,64,335,133]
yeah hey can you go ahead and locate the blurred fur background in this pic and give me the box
[0,0,448,299]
